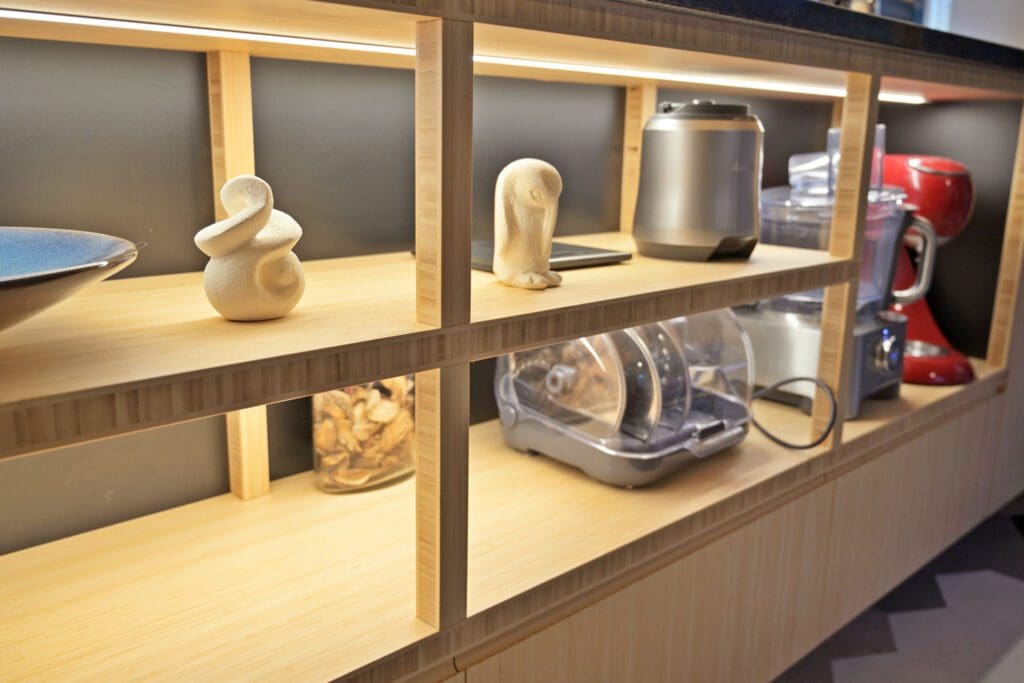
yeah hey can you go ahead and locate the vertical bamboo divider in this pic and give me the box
[619,82,658,233]
[987,103,1024,369]
[206,50,271,500]
[413,18,473,630]
[812,72,881,446]
[830,98,844,128]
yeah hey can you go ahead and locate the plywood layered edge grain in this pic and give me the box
[1,1,1021,100]
[328,0,1024,94]
[0,238,854,460]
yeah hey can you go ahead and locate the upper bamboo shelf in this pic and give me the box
[0,232,854,459]
[0,0,1021,101]
[0,359,1005,682]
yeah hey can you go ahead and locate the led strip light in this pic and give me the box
[0,8,927,103]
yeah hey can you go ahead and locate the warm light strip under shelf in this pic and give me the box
[0,8,927,103]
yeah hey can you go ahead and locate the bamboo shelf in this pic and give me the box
[0,0,1021,101]
[0,360,1005,681]
[2,0,1024,680]
[0,233,854,459]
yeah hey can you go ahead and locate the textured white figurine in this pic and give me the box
[493,158,563,290]
[195,175,305,321]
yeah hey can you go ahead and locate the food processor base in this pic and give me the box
[734,307,907,420]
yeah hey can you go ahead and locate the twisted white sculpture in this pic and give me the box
[493,158,563,290]
[195,175,305,321]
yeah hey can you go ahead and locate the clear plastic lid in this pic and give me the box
[667,310,754,411]
[497,310,752,451]
[503,334,626,441]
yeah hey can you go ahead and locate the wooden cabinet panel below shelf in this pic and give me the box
[821,400,1002,636]
[465,482,835,683]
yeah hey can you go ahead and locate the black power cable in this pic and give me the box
[751,377,838,450]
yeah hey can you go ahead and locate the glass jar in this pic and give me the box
[312,375,415,493]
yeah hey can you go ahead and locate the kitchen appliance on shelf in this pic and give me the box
[884,154,976,385]
[734,125,937,418]
[494,309,753,487]
[633,100,764,261]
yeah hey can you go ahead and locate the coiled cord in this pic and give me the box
[751,377,838,450]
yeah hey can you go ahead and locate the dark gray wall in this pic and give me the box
[879,100,1018,358]
[252,59,415,259]
[0,420,228,554]
[0,38,213,277]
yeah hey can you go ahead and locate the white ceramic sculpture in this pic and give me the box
[493,158,563,290]
[195,175,305,321]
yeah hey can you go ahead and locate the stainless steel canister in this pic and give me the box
[633,100,764,261]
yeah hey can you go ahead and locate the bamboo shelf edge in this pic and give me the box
[0,1,1021,101]
[0,360,1003,682]
[328,0,1024,95]
[0,235,855,460]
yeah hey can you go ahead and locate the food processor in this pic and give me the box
[494,309,754,487]
[734,125,937,418]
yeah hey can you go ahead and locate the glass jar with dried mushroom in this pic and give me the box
[312,375,415,492]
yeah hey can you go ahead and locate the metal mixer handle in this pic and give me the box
[892,215,937,305]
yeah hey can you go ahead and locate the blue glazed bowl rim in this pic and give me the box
[0,227,139,287]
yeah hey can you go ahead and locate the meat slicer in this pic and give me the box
[494,309,753,487]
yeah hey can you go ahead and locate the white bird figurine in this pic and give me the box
[493,158,563,290]
[195,175,305,321]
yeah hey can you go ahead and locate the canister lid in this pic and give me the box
[657,99,751,118]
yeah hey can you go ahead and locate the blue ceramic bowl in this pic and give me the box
[0,227,138,333]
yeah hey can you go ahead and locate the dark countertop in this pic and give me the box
[636,0,1024,71]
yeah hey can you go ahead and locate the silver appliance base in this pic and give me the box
[734,308,907,419]
[636,236,757,261]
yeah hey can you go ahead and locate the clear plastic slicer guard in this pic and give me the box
[495,309,754,487]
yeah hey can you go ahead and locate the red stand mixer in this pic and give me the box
[884,155,976,385]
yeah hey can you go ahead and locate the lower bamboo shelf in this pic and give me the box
[0,361,1005,681]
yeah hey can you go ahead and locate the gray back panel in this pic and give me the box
[0,419,228,555]
[251,59,416,258]
[473,76,625,238]
[0,38,213,276]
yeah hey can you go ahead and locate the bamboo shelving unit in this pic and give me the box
[1,1,1023,681]
[0,362,1005,681]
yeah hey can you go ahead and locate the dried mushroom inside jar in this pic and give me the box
[312,375,415,493]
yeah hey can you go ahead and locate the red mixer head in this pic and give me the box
[883,155,974,240]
